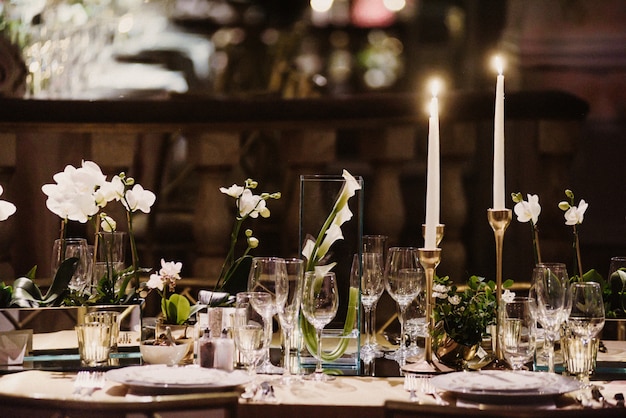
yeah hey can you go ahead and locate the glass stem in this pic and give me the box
[546,332,556,373]
[363,306,372,346]
[315,327,323,374]
[399,305,407,351]
[282,328,292,376]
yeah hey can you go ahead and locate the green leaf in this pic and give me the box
[166,294,191,325]
[41,257,78,306]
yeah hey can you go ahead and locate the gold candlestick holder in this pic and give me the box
[487,208,511,368]
[418,247,442,370]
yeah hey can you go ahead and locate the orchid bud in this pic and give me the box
[245,229,253,237]
[558,201,570,211]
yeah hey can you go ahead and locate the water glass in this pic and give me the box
[278,258,304,383]
[85,311,120,353]
[234,292,269,382]
[75,322,112,366]
[498,297,536,370]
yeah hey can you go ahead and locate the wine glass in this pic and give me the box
[384,247,424,363]
[247,256,288,374]
[301,271,339,381]
[356,253,385,360]
[51,237,91,292]
[566,281,605,384]
[532,263,569,373]
[234,292,269,394]
[403,293,427,361]
[498,296,537,370]
[277,258,304,384]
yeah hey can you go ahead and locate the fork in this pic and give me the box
[403,374,419,402]
[73,371,105,397]
[422,377,448,405]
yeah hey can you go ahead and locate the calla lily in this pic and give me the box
[302,239,316,261]
[314,262,337,279]
[318,223,344,259]
[333,169,362,211]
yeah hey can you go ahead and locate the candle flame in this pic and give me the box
[493,55,504,75]
[429,78,442,98]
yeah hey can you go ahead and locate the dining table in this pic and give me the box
[0,338,624,418]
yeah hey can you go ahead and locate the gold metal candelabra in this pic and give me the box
[419,223,444,370]
[487,208,511,366]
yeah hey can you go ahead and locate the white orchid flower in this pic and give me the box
[237,189,268,218]
[159,258,182,279]
[100,215,117,232]
[95,176,125,205]
[123,184,156,213]
[220,184,245,198]
[564,199,588,225]
[0,185,16,221]
[513,194,541,224]
[146,273,165,291]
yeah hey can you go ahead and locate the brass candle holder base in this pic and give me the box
[486,208,512,370]
[418,247,442,371]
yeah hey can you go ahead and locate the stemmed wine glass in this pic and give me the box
[532,263,569,373]
[301,271,339,381]
[384,247,424,363]
[566,281,605,384]
[498,296,537,370]
[247,256,288,374]
[355,252,385,360]
[234,292,270,395]
[277,258,304,384]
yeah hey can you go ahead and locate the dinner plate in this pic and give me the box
[430,370,580,402]
[105,365,251,392]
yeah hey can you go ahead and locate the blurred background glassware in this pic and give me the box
[498,296,536,370]
[277,258,304,384]
[356,252,385,359]
[234,292,268,388]
[302,271,339,381]
[384,247,423,363]
[532,263,569,373]
[247,256,288,374]
[75,322,111,367]
[93,231,127,288]
[565,281,605,385]
[51,237,91,292]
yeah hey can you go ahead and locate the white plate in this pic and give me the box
[105,365,251,391]
[430,370,580,402]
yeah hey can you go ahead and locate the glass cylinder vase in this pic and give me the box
[298,173,363,375]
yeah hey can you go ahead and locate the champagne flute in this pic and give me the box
[356,253,385,360]
[498,297,537,370]
[301,271,339,381]
[532,263,569,373]
[566,281,605,384]
[234,292,269,395]
[277,258,304,384]
[384,247,424,363]
[247,256,288,374]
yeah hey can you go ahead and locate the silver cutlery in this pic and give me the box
[73,371,105,397]
[591,387,613,408]
[422,377,447,406]
[614,393,624,407]
[403,374,418,402]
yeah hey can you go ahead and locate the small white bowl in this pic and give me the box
[140,341,190,366]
